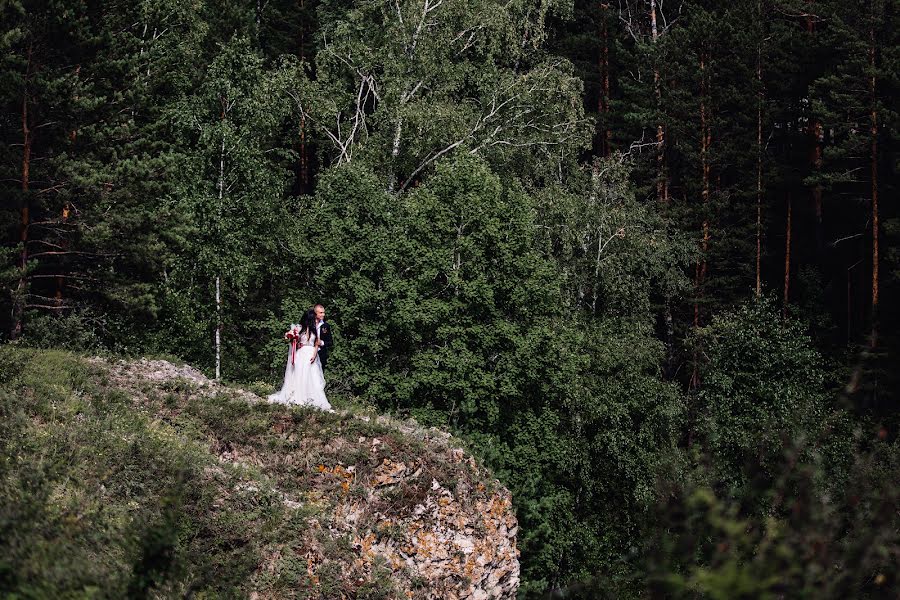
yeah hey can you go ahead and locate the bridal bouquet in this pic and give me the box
[284,324,301,365]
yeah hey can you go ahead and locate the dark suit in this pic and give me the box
[317,320,334,371]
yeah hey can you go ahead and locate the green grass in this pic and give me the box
[0,346,503,599]
[0,347,281,598]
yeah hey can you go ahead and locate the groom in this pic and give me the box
[314,303,334,371]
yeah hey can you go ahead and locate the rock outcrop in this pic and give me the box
[98,358,520,599]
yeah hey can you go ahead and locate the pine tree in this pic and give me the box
[0,1,99,339]
[809,0,898,347]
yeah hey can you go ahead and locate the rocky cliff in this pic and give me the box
[92,356,521,599]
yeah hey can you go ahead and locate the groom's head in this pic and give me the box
[314,304,326,323]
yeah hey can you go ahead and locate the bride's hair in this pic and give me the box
[300,309,318,340]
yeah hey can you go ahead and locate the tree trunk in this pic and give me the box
[215,131,225,380]
[598,3,611,156]
[11,46,33,341]
[298,0,306,61]
[756,45,763,296]
[58,64,80,302]
[299,113,310,192]
[388,116,403,192]
[55,202,71,301]
[215,275,222,380]
[297,0,311,194]
[650,0,667,202]
[806,5,825,255]
[783,192,792,315]
[869,13,879,348]
[650,0,673,376]
[663,296,675,378]
[696,54,710,326]
[809,119,824,252]
[690,53,710,391]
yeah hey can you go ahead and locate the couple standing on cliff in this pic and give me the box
[268,303,334,411]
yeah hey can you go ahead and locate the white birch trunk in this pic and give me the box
[756,32,763,296]
[388,116,403,192]
[215,135,225,380]
[215,275,221,380]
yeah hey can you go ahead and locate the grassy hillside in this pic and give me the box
[0,348,518,599]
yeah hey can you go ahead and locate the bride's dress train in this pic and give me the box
[268,332,331,411]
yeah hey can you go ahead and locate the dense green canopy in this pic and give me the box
[1,0,897,596]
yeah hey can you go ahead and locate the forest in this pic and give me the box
[1,0,898,597]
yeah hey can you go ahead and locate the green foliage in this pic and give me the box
[160,36,296,376]
[1,0,898,596]
[278,0,589,189]
[15,309,104,352]
[294,156,554,428]
[697,297,828,492]
[533,156,693,319]
[493,320,684,595]
[565,435,899,600]
[0,348,275,597]
[286,153,687,591]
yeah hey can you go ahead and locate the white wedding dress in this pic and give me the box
[268,331,332,411]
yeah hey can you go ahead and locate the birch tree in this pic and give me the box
[278,0,589,192]
[172,38,291,379]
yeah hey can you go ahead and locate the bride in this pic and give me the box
[268,309,332,411]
